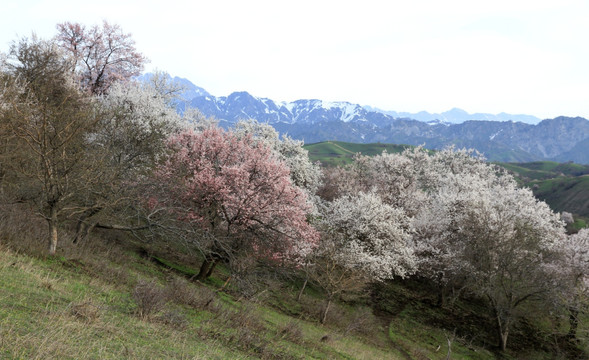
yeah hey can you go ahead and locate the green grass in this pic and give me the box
[531,176,589,218]
[0,250,231,359]
[498,161,589,181]
[151,255,197,277]
[304,141,412,167]
[0,239,412,359]
[497,162,559,181]
[490,160,589,222]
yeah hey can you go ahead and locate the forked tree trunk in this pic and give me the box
[205,259,219,278]
[500,330,509,352]
[72,207,101,244]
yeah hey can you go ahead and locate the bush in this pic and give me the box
[0,203,46,255]
[132,280,168,319]
[156,310,188,330]
[69,299,100,322]
[165,277,218,310]
[278,320,304,344]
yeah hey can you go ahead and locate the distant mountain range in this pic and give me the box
[145,74,589,164]
[362,106,541,125]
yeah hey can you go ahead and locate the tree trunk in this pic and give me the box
[321,297,332,324]
[205,259,219,278]
[297,275,308,302]
[435,274,446,308]
[195,258,213,281]
[47,207,58,255]
[568,307,579,341]
[495,312,509,351]
[500,330,509,352]
[72,207,101,244]
[437,286,445,308]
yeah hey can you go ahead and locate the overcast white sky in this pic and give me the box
[2,0,588,119]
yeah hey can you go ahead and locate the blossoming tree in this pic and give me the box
[152,126,318,280]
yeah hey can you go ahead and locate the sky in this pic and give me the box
[1,0,588,119]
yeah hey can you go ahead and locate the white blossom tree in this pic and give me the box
[411,148,498,302]
[463,183,564,351]
[71,79,181,242]
[338,146,566,350]
[560,229,589,340]
[310,191,415,323]
[410,148,565,351]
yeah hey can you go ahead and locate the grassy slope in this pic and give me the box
[304,141,412,167]
[3,227,585,359]
[5,191,589,360]
[0,243,408,359]
[499,161,589,222]
[533,176,589,219]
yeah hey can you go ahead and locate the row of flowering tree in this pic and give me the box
[311,147,577,351]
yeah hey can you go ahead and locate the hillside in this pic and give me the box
[304,141,413,167]
[1,204,582,359]
[3,24,589,360]
[0,206,403,359]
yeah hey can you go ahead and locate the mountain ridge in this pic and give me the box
[147,74,589,164]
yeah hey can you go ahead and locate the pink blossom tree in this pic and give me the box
[55,21,147,95]
[152,126,318,281]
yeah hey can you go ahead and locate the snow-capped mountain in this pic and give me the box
[184,90,541,127]
[184,92,377,125]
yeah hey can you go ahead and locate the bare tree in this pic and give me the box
[70,79,180,243]
[1,37,100,254]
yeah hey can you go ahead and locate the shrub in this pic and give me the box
[164,277,219,310]
[69,299,100,322]
[156,310,188,330]
[278,320,304,344]
[132,280,168,319]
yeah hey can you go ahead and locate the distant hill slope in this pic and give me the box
[304,141,413,167]
[501,161,589,223]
